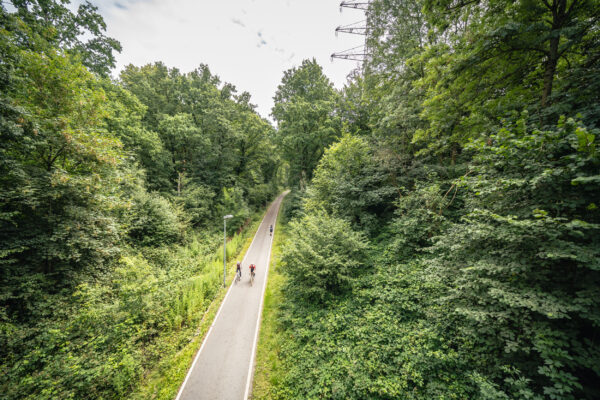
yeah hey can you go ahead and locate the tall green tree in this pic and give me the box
[101,80,173,191]
[272,59,341,189]
[428,118,600,398]
[0,45,126,319]
[8,0,121,75]
[158,113,208,195]
[305,134,395,234]
[416,0,600,155]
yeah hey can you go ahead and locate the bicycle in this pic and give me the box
[234,269,241,284]
[250,270,255,286]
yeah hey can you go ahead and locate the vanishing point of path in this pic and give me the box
[176,192,287,400]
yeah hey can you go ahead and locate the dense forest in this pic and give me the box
[1,0,599,399]
[0,1,282,398]
[261,0,600,399]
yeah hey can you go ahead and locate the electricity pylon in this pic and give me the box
[331,1,370,62]
[339,1,370,11]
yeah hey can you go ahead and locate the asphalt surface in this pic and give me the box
[176,193,287,400]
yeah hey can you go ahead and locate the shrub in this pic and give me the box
[305,135,395,234]
[179,183,215,227]
[281,212,368,303]
[128,192,183,247]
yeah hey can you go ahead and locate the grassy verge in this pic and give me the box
[251,197,289,399]
[130,209,266,400]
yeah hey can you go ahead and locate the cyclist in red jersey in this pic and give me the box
[249,264,256,285]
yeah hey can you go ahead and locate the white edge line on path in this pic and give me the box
[243,194,284,400]
[174,200,274,400]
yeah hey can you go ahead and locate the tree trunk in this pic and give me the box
[177,172,182,196]
[541,34,560,108]
[299,170,306,191]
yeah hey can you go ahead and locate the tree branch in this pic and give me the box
[47,145,67,171]
[445,0,480,11]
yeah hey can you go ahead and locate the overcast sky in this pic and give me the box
[90,0,365,121]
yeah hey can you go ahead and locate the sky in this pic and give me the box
[91,0,366,121]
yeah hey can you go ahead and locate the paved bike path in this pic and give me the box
[176,193,287,400]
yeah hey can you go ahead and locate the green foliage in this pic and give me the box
[272,59,341,189]
[101,80,172,191]
[7,0,121,75]
[385,182,447,261]
[0,41,125,287]
[0,3,282,399]
[425,118,600,398]
[263,208,477,399]
[280,212,368,304]
[305,134,395,233]
[218,186,251,231]
[127,192,183,247]
[177,181,215,228]
[119,62,282,207]
[269,117,599,399]
[261,1,600,398]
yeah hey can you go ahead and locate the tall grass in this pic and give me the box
[129,211,266,400]
[166,230,248,329]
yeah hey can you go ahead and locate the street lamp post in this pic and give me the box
[223,214,233,287]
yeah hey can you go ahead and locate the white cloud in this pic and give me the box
[231,18,246,28]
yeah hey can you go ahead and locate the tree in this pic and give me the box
[272,59,341,189]
[305,134,395,233]
[128,191,183,247]
[0,45,126,323]
[419,0,600,140]
[428,117,600,398]
[8,0,121,75]
[281,212,368,304]
[158,113,208,195]
[119,62,281,206]
[101,80,173,191]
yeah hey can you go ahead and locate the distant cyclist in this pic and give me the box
[249,263,256,277]
[236,261,242,277]
[269,224,273,236]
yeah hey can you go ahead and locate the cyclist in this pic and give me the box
[249,263,256,278]
[269,224,273,236]
[236,261,242,278]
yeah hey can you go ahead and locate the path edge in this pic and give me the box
[243,191,288,400]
